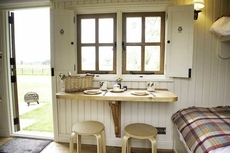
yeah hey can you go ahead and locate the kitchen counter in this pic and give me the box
[56,89,177,137]
[56,89,177,102]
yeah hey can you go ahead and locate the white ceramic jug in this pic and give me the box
[99,81,109,91]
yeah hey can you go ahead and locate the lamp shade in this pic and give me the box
[194,0,205,9]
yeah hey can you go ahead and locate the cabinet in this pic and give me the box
[218,36,230,59]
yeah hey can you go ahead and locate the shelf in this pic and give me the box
[56,89,178,137]
[219,35,230,41]
[218,36,230,59]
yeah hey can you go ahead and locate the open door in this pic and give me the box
[7,8,53,137]
[8,12,20,132]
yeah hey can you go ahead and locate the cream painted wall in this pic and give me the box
[52,0,230,109]
[173,0,230,110]
[51,0,230,150]
[51,0,230,104]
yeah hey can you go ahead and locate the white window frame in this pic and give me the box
[72,2,173,82]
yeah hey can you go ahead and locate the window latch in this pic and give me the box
[113,42,116,50]
[130,71,155,75]
[122,41,126,50]
[86,71,109,74]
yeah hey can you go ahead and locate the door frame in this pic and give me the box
[9,11,20,132]
[0,5,54,139]
[0,10,12,137]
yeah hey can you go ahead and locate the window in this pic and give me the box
[77,13,117,74]
[77,12,165,76]
[122,12,165,74]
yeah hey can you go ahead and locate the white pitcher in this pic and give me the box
[99,81,109,91]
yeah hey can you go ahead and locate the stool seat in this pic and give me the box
[72,121,104,135]
[122,123,157,153]
[70,121,106,153]
[125,123,157,139]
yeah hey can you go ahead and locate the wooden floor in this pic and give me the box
[0,137,174,153]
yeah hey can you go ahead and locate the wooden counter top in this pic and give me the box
[56,89,177,137]
[56,90,106,101]
[56,89,178,102]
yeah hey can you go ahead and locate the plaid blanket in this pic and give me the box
[172,106,230,153]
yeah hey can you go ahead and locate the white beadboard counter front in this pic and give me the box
[56,89,177,137]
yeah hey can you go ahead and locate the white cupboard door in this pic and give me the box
[50,9,75,74]
[166,5,194,78]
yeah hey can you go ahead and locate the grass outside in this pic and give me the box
[20,103,53,132]
[17,71,53,132]
[17,75,52,102]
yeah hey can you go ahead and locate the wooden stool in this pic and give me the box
[69,121,106,153]
[122,123,157,153]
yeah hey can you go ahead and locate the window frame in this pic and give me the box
[77,13,117,74]
[74,2,173,82]
[122,12,165,75]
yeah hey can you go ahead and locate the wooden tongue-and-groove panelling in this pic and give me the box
[56,81,175,148]
[54,0,230,149]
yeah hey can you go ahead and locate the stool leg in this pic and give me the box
[101,129,106,153]
[121,135,130,153]
[95,133,102,153]
[70,132,75,153]
[77,135,81,153]
[127,137,131,153]
[149,138,157,153]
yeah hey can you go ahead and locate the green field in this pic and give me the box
[20,103,53,132]
[17,75,52,102]
[17,66,53,132]
[16,64,50,75]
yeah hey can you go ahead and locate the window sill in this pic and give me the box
[93,74,173,82]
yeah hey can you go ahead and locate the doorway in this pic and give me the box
[10,8,53,138]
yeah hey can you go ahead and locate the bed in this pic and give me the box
[172,106,230,153]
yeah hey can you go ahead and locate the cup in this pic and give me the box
[123,86,127,91]
[99,81,109,91]
[113,84,120,91]
[147,82,157,92]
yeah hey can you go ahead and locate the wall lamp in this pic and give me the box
[194,0,205,20]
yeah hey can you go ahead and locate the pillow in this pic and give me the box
[210,16,230,36]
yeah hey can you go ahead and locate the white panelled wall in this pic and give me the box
[56,81,175,148]
[173,0,230,110]
[52,0,230,149]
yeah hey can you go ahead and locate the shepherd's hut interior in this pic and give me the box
[0,0,230,153]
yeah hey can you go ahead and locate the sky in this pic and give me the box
[13,8,50,63]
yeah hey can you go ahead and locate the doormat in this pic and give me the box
[0,137,52,153]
